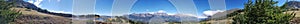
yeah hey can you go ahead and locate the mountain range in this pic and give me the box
[124,13,208,23]
[288,1,300,8]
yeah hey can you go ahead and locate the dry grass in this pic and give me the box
[286,10,300,24]
[10,8,71,24]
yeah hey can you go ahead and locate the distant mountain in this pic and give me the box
[288,1,300,8]
[9,0,73,17]
[94,13,209,24]
[124,13,208,23]
[209,8,242,20]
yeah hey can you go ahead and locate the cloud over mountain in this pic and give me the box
[203,10,225,16]
[26,0,43,7]
[48,10,72,14]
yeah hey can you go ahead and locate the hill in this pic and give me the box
[287,1,300,24]
[10,8,71,24]
[11,0,73,17]
[2,0,73,24]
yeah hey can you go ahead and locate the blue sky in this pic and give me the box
[23,0,73,14]
[23,0,294,16]
[97,0,247,16]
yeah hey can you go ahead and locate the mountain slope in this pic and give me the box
[209,8,241,20]
[11,0,73,17]
[4,0,73,24]
[288,1,300,8]
[10,7,71,24]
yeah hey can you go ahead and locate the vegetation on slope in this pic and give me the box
[1,0,71,24]
[0,0,21,24]
[232,0,294,24]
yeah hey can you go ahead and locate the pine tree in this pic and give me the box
[233,0,293,24]
[0,0,21,24]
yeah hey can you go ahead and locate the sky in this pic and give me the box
[23,0,73,14]
[22,0,297,16]
[97,0,247,16]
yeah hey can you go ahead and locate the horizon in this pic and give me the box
[2,0,299,24]
[22,0,296,16]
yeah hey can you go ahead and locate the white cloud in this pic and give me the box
[142,10,167,14]
[194,15,208,18]
[48,10,72,14]
[173,14,207,18]
[203,10,225,16]
[174,14,196,16]
[158,10,166,13]
[34,0,43,7]
[95,13,101,15]
[27,0,34,3]
[26,0,43,7]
